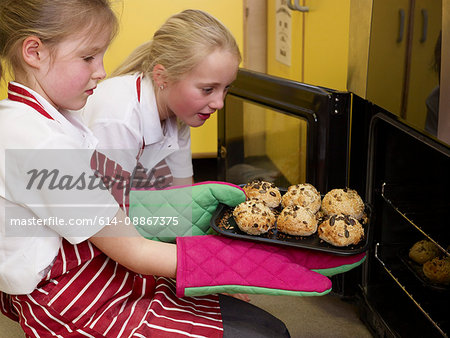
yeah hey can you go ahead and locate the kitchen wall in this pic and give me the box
[267,0,351,90]
[262,0,351,184]
[0,0,244,157]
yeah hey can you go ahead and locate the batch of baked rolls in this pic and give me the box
[408,239,450,284]
[232,179,367,247]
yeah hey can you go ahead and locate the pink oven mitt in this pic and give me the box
[176,235,366,297]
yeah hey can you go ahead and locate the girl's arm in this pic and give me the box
[89,209,177,278]
[172,176,194,186]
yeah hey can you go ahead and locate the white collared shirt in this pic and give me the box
[0,82,119,294]
[82,73,193,178]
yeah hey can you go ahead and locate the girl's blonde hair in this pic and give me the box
[0,0,119,81]
[112,9,241,82]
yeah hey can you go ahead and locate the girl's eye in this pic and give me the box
[83,56,95,62]
[202,88,213,94]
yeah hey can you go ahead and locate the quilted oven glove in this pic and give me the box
[176,235,366,297]
[129,181,246,242]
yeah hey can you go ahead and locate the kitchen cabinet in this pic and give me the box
[364,0,410,116]
[349,0,442,131]
[266,0,442,133]
[406,0,442,129]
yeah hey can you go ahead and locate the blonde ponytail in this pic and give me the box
[111,9,241,83]
[112,40,154,77]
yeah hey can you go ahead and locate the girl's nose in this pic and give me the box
[93,61,107,80]
[209,92,225,110]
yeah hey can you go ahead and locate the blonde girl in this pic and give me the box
[0,2,291,337]
[83,9,242,188]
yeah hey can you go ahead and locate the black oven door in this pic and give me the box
[218,69,351,193]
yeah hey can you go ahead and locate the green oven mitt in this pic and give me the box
[129,181,246,242]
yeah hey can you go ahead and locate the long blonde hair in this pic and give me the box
[0,0,119,81]
[112,9,241,83]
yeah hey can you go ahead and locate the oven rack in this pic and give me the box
[381,182,449,255]
[374,243,449,337]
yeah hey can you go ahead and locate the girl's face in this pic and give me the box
[163,49,239,127]
[36,29,110,111]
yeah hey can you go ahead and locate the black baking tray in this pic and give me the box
[210,194,372,256]
[398,248,450,292]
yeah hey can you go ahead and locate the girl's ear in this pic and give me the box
[22,36,47,69]
[152,64,167,88]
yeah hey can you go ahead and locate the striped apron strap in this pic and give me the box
[0,291,19,322]
[90,150,132,213]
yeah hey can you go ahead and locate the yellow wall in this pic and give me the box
[266,0,350,184]
[267,0,350,89]
[267,0,304,82]
[303,0,350,91]
[0,0,244,157]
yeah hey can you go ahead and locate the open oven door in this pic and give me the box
[217,69,352,194]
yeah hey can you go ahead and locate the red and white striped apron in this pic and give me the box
[5,239,223,337]
[1,83,223,337]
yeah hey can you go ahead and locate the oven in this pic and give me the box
[360,111,449,337]
[217,68,450,337]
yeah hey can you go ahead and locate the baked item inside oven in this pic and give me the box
[233,200,276,235]
[321,188,365,219]
[317,214,364,247]
[277,205,318,236]
[408,239,440,265]
[281,183,321,214]
[242,180,281,208]
[422,257,450,284]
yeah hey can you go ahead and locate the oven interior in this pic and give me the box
[359,112,450,337]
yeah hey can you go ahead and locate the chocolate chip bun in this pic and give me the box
[318,214,364,247]
[281,183,321,214]
[409,239,440,265]
[277,205,318,236]
[233,200,276,235]
[423,257,450,284]
[321,188,365,219]
[242,180,281,208]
